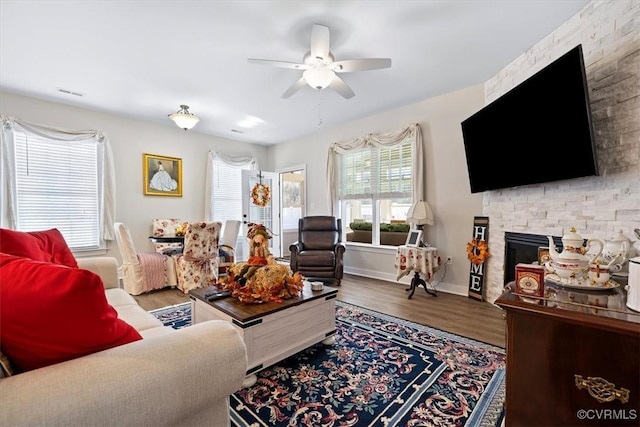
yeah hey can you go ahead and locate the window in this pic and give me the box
[281,169,305,230]
[1,117,114,252]
[338,141,413,246]
[206,152,255,258]
[328,124,424,247]
[14,133,100,249]
[211,158,251,222]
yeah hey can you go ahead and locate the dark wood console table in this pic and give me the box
[496,281,640,426]
[148,235,184,243]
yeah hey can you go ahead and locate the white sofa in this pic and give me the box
[0,256,248,427]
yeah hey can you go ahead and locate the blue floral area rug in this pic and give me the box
[149,302,192,329]
[151,301,505,427]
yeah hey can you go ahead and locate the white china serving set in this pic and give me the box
[543,227,640,312]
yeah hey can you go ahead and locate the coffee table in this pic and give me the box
[189,283,338,387]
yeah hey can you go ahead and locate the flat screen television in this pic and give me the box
[461,44,598,193]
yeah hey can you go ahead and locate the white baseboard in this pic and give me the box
[344,266,468,296]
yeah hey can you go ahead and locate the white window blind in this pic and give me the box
[211,157,251,222]
[339,140,413,201]
[14,131,100,249]
[211,156,252,259]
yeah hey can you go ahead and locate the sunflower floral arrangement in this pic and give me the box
[218,222,304,303]
[466,238,490,265]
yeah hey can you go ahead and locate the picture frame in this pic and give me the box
[538,246,551,266]
[405,229,423,247]
[143,153,182,197]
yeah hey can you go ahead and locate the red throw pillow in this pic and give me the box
[0,228,78,267]
[0,253,142,372]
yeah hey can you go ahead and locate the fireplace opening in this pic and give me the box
[503,232,564,285]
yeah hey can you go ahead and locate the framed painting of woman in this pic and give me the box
[143,153,182,197]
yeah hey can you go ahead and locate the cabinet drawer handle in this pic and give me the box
[575,375,630,404]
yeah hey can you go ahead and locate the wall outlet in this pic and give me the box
[446,256,453,265]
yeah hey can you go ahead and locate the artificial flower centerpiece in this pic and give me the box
[219,223,304,303]
[175,222,188,237]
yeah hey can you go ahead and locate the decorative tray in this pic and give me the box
[545,273,620,291]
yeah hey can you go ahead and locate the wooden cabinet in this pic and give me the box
[496,282,640,426]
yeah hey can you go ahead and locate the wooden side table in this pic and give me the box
[496,282,640,426]
[395,245,441,299]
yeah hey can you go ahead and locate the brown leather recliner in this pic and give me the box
[289,216,346,285]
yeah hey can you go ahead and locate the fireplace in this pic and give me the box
[503,232,563,285]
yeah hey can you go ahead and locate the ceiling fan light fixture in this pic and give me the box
[248,24,390,99]
[303,66,335,90]
[169,105,200,131]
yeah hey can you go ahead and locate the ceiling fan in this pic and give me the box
[248,24,391,99]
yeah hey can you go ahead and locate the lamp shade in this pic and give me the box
[406,200,434,227]
[169,105,200,131]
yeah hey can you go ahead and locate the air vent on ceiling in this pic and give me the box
[57,88,85,97]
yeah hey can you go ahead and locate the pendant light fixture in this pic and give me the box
[168,105,200,131]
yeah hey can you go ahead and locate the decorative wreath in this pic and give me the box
[466,238,491,265]
[251,183,271,207]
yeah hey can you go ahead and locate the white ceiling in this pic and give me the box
[0,0,590,146]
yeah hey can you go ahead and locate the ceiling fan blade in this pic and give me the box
[248,58,307,70]
[329,75,355,99]
[310,24,330,60]
[332,58,392,73]
[281,77,308,99]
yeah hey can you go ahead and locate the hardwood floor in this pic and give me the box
[134,273,506,348]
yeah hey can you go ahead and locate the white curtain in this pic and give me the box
[204,150,257,221]
[326,123,424,215]
[0,116,116,240]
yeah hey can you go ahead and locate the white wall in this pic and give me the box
[0,92,268,262]
[483,0,640,303]
[269,84,485,295]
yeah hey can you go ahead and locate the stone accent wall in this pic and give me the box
[483,0,640,303]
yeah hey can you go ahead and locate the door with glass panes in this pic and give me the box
[241,170,281,258]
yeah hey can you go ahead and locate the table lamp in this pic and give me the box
[406,200,434,246]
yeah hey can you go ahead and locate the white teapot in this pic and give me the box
[547,227,604,280]
[601,229,635,272]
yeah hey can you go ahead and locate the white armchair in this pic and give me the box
[114,222,178,295]
[219,219,241,276]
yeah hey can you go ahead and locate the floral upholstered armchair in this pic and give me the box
[174,221,221,293]
[151,218,184,254]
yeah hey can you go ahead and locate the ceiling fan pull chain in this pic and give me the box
[317,91,323,128]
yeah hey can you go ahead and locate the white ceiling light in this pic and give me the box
[168,105,200,131]
[303,64,335,90]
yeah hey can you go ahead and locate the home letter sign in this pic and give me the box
[467,216,489,301]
